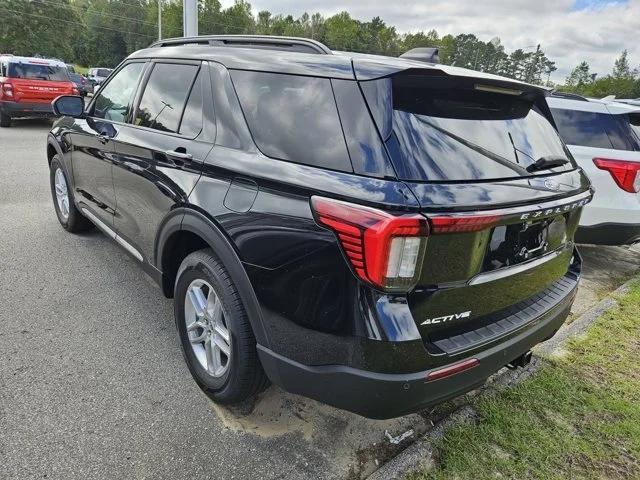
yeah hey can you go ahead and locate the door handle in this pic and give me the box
[165,149,193,161]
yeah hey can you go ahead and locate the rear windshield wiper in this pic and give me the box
[526,156,569,172]
[417,118,530,176]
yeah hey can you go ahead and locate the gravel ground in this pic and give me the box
[1,119,638,480]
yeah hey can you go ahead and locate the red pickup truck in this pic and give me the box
[0,55,78,127]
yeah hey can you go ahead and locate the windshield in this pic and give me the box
[8,62,69,81]
[362,75,574,182]
[96,69,112,77]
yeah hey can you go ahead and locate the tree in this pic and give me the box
[0,0,83,60]
[323,12,360,51]
[565,61,593,90]
[0,0,573,87]
[613,50,632,79]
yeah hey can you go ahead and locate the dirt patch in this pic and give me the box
[211,386,436,478]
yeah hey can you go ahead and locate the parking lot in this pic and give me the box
[1,119,639,480]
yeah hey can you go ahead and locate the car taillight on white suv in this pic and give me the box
[311,196,429,292]
[593,158,640,193]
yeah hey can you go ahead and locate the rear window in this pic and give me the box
[7,62,69,81]
[551,108,640,151]
[96,69,112,77]
[363,75,572,182]
[230,70,351,172]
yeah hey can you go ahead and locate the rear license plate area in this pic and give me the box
[483,216,568,271]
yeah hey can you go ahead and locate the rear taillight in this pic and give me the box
[593,158,640,193]
[311,196,429,292]
[0,81,13,99]
[428,214,502,233]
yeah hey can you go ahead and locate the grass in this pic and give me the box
[412,281,640,480]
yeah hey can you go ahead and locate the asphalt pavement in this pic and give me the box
[1,119,639,480]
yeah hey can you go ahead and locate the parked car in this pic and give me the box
[0,55,77,127]
[548,93,640,245]
[46,35,592,419]
[616,98,640,107]
[68,72,91,97]
[86,67,112,91]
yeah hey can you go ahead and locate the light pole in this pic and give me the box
[183,0,198,37]
[158,0,162,41]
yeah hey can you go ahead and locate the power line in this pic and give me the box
[0,7,156,38]
[33,0,158,27]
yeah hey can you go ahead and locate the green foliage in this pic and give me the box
[0,0,631,95]
[565,61,593,89]
[561,50,640,99]
[0,0,83,60]
[412,281,640,480]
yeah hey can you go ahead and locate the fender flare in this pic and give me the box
[155,207,270,348]
[46,134,64,163]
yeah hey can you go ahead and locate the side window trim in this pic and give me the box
[86,60,149,124]
[176,65,202,135]
[127,61,154,125]
[127,59,203,139]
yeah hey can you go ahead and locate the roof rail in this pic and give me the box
[149,35,332,55]
[549,91,589,102]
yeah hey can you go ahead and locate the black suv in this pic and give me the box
[47,35,592,419]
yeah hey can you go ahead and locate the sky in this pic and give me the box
[219,0,640,82]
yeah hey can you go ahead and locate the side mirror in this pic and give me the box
[52,95,84,118]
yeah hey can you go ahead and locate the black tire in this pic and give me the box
[49,156,93,233]
[174,249,269,404]
[0,111,11,127]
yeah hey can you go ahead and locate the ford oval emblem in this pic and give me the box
[544,179,560,191]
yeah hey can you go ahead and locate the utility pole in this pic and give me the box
[183,0,198,37]
[158,0,162,41]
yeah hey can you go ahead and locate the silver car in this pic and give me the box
[87,67,113,92]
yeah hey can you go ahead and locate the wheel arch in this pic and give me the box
[155,207,270,347]
[46,134,64,166]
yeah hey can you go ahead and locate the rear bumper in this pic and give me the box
[576,222,640,246]
[0,100,54,117]
[258,281,575,419]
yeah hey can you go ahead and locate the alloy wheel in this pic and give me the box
[184,279,232,378]
[54,168,70,220]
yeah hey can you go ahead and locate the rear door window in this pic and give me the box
[230,70,352,172]
[363,76,572,181]
[134,63,199,133]
[551,108,640,151]
[7,62,69,81]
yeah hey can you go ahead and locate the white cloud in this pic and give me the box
[219,0,640,82]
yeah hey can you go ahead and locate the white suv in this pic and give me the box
[548,94,640,245]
